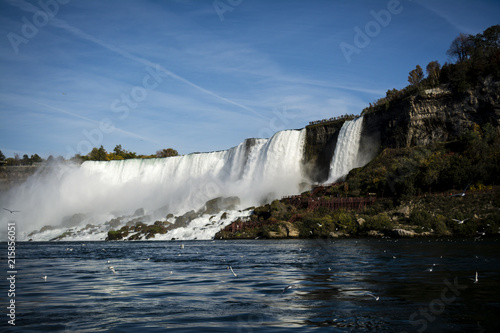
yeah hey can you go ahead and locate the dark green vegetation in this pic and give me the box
[107,221,173,241]
[346,123,500,199]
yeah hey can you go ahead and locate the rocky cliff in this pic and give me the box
[363,77,500,149]
[303,78,500,182]
[303,120,345,182]
[0,166,40,192]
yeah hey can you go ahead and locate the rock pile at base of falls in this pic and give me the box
[27,196,243,241]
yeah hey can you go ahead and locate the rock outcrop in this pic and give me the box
[303,120,345,182]
[363,78,500,149]
[301,78,500,183]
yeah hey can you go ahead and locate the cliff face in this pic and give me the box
[363,78,500,149]
[0,166,39,192]
[303,120,345,182]
[303,78,500,182]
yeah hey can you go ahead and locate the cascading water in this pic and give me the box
[0,129,308,241]
[326,116,365,183]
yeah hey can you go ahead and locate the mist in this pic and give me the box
[0,129,308,240]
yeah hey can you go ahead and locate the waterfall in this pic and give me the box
[0,129,307,240]
[326,116,364,183]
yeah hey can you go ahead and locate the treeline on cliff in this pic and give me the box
[363,25,500,115]
[75,145,179,162]
[0,145,179,166]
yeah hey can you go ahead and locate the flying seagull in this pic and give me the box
[450,182,471,197]
[470,271,478,284]
[452,218,470,224]
[282,285,293,294]
[227,265,237,277]
[3,208,20,213]
[108,266,116,274]
[366,292,380,301]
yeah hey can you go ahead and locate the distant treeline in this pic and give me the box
[0,145,179,166]
[308,114,357,126]
[76,145,179,162]
[0,151,44,166]
[362,25,500,115]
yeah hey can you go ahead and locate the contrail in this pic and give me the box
[36,102,156,143]
[8,0,269,121]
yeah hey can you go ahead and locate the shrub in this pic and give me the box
[409,209,433,229]
[107,230,123,240]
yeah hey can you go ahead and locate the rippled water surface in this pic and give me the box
[1,239,499,332]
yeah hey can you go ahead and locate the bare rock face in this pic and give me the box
[391,228,416,238]
[204,196,241,215]
[303,120,346,182]
[62,213,87,227]
[283,222,299,237]
[363,78,500,149]
[367,230,384,237]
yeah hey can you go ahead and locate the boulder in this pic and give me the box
[134,208,145,216]
[284,222,299,237]
[204,196,240,215]
[40,225,55,233]
[174,210,199,228]
[391,228,416,238]
[329,231,346,238]
[62,213,86,227]
[367,230,384,237]
[357,217,366,226]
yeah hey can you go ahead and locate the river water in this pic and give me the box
[1,239,499,332]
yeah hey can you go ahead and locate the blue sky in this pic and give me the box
[1,0,499,158]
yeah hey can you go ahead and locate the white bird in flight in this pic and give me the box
[452,218,470,224]
[227,265,237,277]
[450,182,471,197]
[471,271,478,284]
[108,266,116,274]
[282,285,293,294]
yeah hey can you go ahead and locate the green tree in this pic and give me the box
[22,154,31,165]
[111,144,137,159]
[113,144,125,156]
[426,60,441,87]
[156,148,179,158]
[88,146,108,161]
[30,154,43,163]
[0,150,5,161]
[408,65,424,86]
